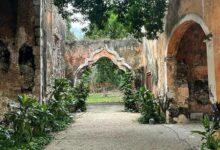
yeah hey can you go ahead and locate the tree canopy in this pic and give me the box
[54,0,167,39]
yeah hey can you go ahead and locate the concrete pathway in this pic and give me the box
[46,104,203,150]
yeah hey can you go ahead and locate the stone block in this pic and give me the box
[173,114,189,124]
[190,113,203,120]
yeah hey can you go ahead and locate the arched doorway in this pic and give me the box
[74,48,133,85]
[166,14,215,116]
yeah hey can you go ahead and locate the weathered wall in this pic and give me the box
[0,0,66,117]
[65,39,144,81]
[0,0,41,117]
[41,0,66,97]
[143,0,220,116]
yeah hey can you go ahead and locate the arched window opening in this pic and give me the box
[0,41,10,73]
[19,44,35,93]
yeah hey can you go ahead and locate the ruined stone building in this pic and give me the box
[0,0,66,116]
[0,0,220,121]
[64,39,144,87]
[143,0,220,119]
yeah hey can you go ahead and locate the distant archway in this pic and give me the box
[74,47,133,84]
[166,14,216,112]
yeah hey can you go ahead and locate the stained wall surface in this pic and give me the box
[143,0,220,113]
[65,39,144,82]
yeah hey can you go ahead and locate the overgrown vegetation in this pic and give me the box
[120,71,138,112]
[192,115,220,150]
[93,57,124,87]
[0,77,90,149]
[137,87,165,124]
[86,11,129,39]
[73,81,89,112]
[0,95,56,149]
[54,0,167,39]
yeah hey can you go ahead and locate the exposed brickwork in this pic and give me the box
[65,40,143,80]
[0,0,66,117]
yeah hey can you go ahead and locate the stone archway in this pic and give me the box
[74,47,132,84]
[166,14,216,113]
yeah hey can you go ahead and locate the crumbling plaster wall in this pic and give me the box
[65,39,144,80]
[0,0,66,117]
[143,0,220,104]
[41,0,66,97]
[0,0,41,117]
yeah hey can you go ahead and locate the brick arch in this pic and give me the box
[74,47,132,84]
[166,14,216,104]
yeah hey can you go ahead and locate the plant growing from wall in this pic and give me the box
[137,87,165,124]
[120,71,138,112]
[192,115,220,150]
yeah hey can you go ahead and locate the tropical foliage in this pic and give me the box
[192,116,220,150]
[86,11,129,39]
[120,71,138,112]
[0,77,91,149]
[0,95,55,149]
[137,87,165,124]
[54,0,167,39]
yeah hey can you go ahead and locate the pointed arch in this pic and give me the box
[74,47,133,84]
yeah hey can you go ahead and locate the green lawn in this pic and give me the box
[87,92,123,103]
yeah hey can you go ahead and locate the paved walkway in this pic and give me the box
[46,104,202,150]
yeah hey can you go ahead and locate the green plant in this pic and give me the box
[31,104,54,135]
[73,81,89,112]
[4,95,38,143]
[120,71,138,112]
[0,125,14,148]
[192,116,220,150]
[54,0,167,39]
[49,78,74,119]
[137,87,165,124]
[52,78,75,105]
[0,77,76,149]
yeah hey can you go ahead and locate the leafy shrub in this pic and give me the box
[48,78,74,130]
[137,87,165,124]
[52,78,75,106]
[192,116,220,150]
[120,71,138,112]
[31,103,54,135]
[0,95,55,149]
[0,78,75,149]
[4,95,38,143]
[73,81,90,112]
[0,125,14,148]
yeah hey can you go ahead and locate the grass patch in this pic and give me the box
[87,92,123,103]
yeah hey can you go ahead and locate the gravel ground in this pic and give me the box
[45,103,202,150]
